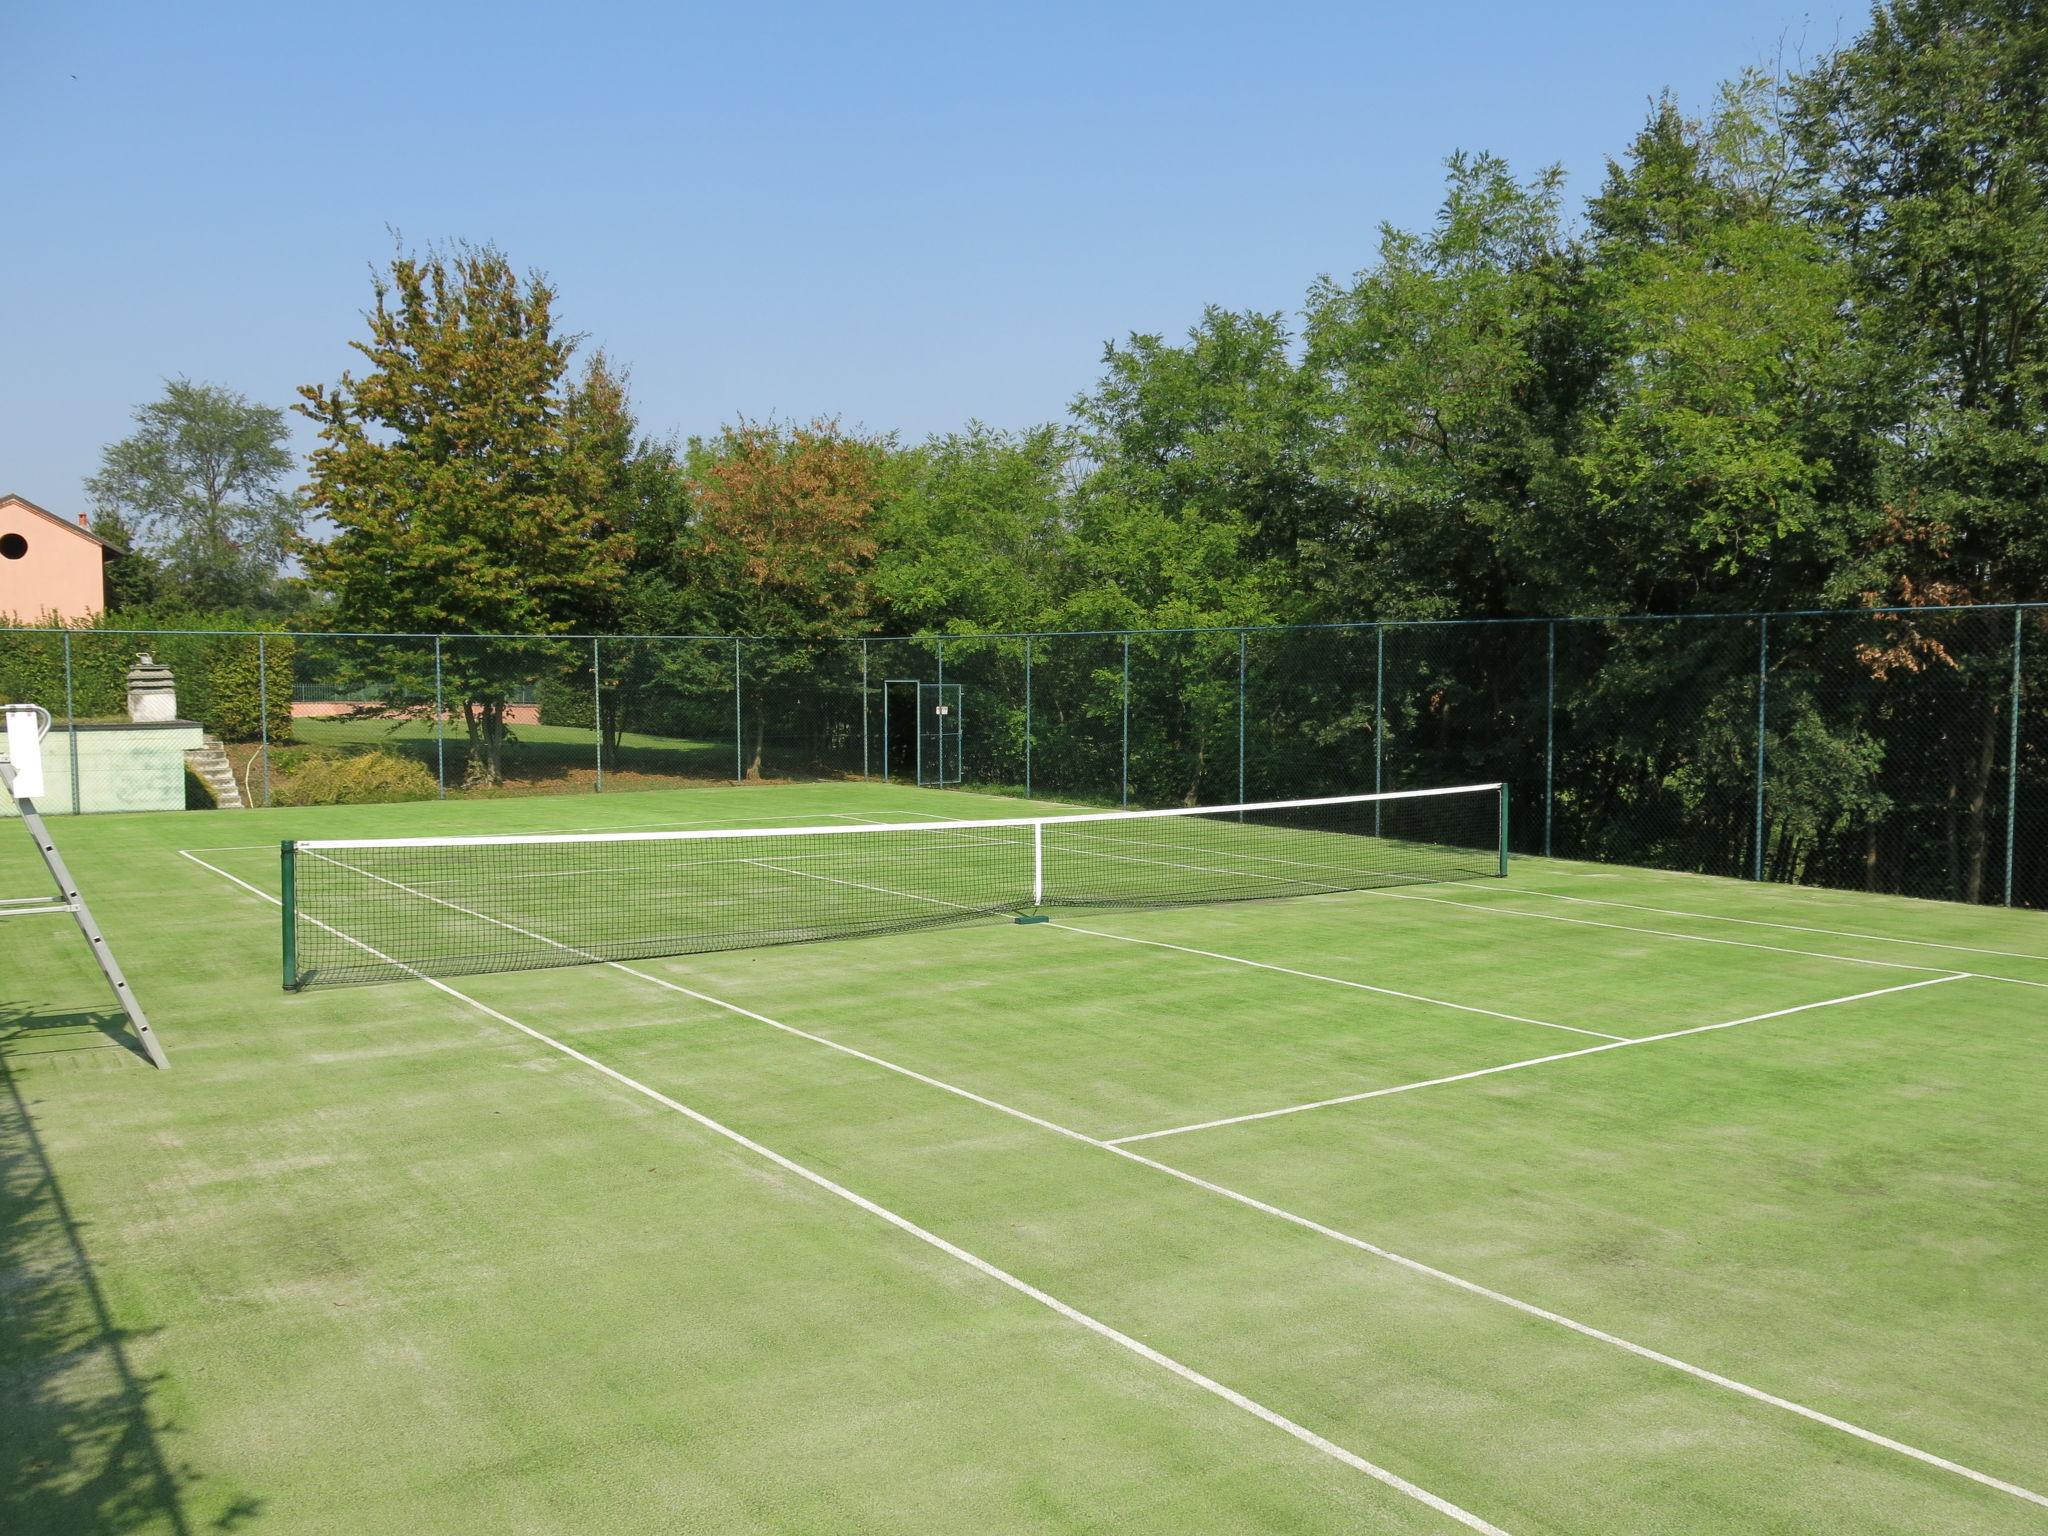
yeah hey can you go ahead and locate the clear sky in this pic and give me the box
[3,0,1850,514]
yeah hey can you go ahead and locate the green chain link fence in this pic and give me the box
[3,605,2042,907]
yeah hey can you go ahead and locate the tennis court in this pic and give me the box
[5,780,2046,1534]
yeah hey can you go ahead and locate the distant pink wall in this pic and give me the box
[0,501,104,623]
[292,701,541,724]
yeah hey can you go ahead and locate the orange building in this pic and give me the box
[0,493,127,623]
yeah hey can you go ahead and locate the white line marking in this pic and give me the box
[1364,887,2048,992]
[184,852,2048,1512]
[1105,976,1975,1143]
[1443,880,2048,965]
[176,852,1505,1533]
[1048,923,1625,1041]
[0,903,72,917]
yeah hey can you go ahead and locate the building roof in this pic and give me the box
[0,493,129,557]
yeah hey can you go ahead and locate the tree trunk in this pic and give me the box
[747,712,765,781]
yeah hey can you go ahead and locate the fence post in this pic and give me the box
[1544,621,1555,859]
[62,631,80,815]
[1237,629,1247,806]
[1753,616,1769,881]
[433,636,446,798]
[591,636,604,792]
[861,638,870,780]
[1024,635,1033,801]
[258,632,271,807]
[2008,607,2024,907]
[1120,633,1130,808]
[1373,624,1385,837]
[733,639,744,782]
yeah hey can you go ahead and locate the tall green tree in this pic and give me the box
[298,243,630,781]
[84,378,302,610]
[684,419,886,777]
[1794,0,2048,606]
[871,424,1070,633]
[1577,79,1855,609]
[1302,154,1590,619]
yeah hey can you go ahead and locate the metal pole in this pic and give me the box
[1121,634,1130,808]
[1754,616,1769,881]
[1374,625,1385,837]
[1024,636,1034,800]
[280,840,298,990]
[258,632,272,807]
[1544,621,1555,859]
[861,638,870,779]
[733,639,743,782]
[882,680,891,785]
[62,632,80,815]
[591,636,603,792]
[433,636,446,798]
[936,637,946,789]
[1237,630,1247,806]
[2007,608,2024,907]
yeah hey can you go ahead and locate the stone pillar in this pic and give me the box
[126,654,178,723]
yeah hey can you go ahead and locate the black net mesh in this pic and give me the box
[285,786,1505,986]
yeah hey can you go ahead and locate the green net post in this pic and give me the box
[592,636,604,792]
[280,840,299,990]
[1498,783,1510,877]
[1024,635,1033,800]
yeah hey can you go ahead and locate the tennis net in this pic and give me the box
[281,784,1506,988]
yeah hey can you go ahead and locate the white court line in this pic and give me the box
[1441,879,2048,966]
[1047,923,1624,1042]
[1364,887,2048,992]
[1105,975,1975,1145]
[177,851,1506,1534]
[747,851,1616,1041]
[184,848,2048,1513]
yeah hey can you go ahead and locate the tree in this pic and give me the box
[1577,79,1855,609]
[84,379,302,610]
[298,243,630,782]
[684,419,885,778]
[870,424,1071,633]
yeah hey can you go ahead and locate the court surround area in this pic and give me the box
[4,780,2045,1535]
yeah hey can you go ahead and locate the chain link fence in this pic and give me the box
[3,607,2042,907]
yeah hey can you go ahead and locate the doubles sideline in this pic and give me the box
[177,849,1507,1535]
[179,846,2048,1514]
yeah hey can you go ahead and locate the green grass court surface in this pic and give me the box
[4,782,2045,1534]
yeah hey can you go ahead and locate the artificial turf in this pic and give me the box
[3,781,2044,1534]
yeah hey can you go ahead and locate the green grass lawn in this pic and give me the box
[4,781,2046,1533]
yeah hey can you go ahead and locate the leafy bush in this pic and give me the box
[274,750,438,806]
[0,610,293,743]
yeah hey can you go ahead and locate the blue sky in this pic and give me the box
[2,0,1849,512]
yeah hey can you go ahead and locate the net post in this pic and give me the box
[62,630,81,815]
[1498,782,1509,877]
[591,636,604,792]
[280,840,299,990]
[433,635,446,799]
[1753,617,1768,881]
[1543,621,1555,859]
[2007,607,2024,907]
[1024,635,1033,800]
[1032,819,1044,906]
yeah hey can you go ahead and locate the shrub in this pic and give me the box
[274,750,438,806]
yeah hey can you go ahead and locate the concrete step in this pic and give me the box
[185,741,245,809]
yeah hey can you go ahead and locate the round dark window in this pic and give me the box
[0,533,26,560]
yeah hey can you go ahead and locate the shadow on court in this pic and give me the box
[0,1012,258,1535]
